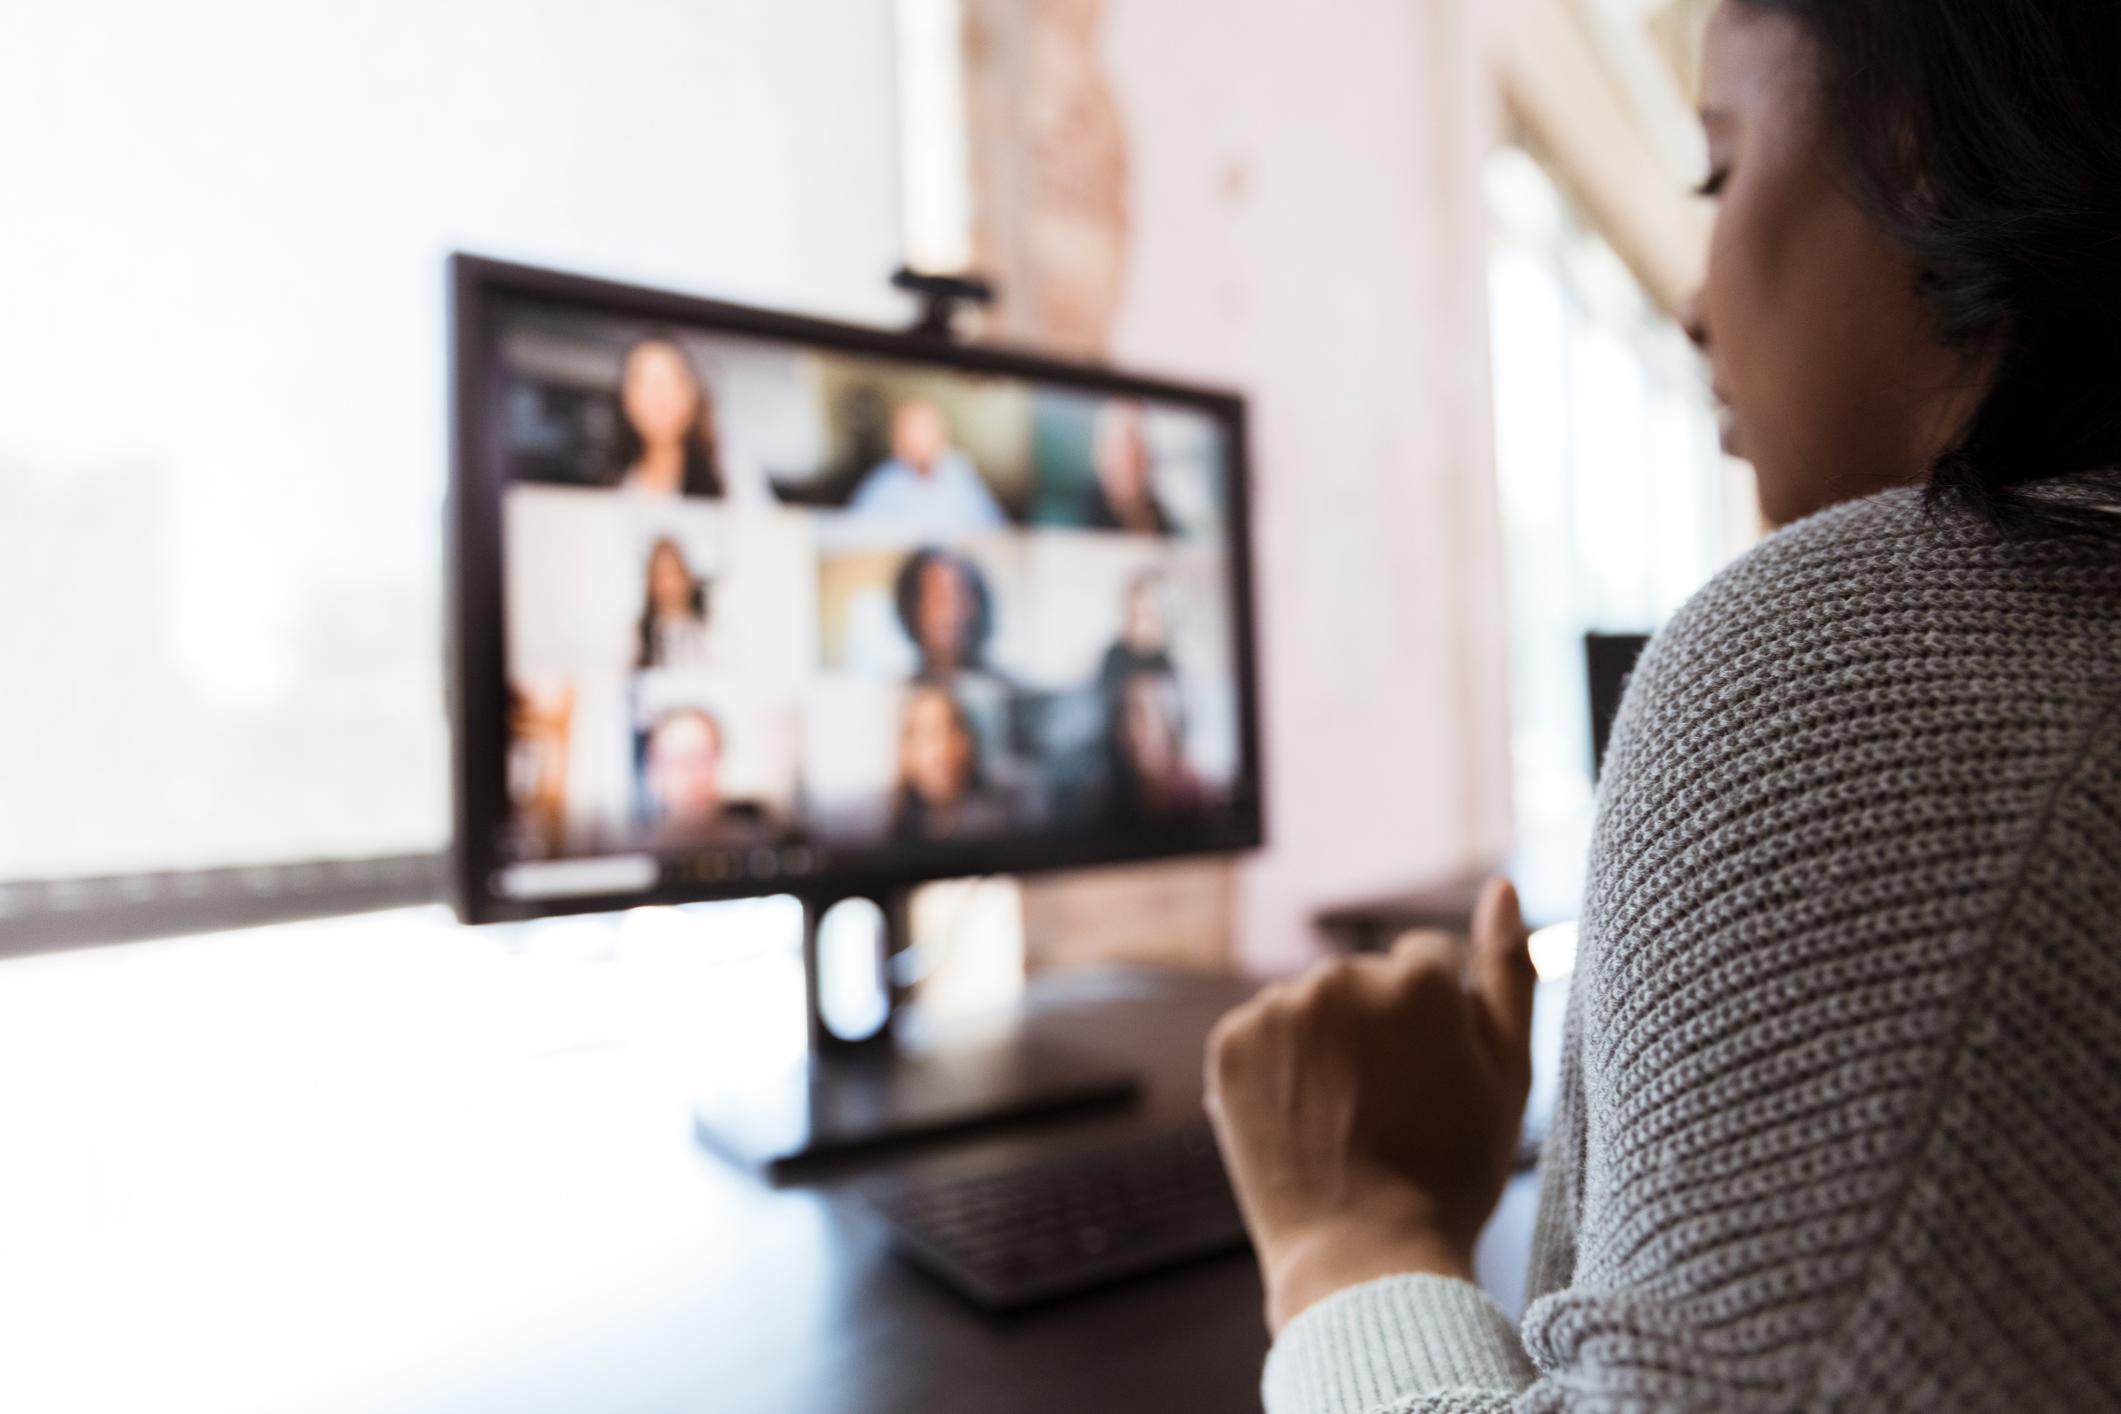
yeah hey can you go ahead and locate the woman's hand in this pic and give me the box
[1204,878,1536,1334]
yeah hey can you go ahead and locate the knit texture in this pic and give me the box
[1263,1277,1535,1413]
[1265,484,2121,1412]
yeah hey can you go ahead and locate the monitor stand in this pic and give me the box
[692,889,1141,1179]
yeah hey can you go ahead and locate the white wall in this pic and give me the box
[0,0,904,877]
[1101,0,1518,969]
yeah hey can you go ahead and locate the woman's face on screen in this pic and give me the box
[902,690,973,804]
[1119,675,1181,782]
[1123,580,1166,652]
[621,340,701,448]
[648,545,693,618]
[1688,4,1980,526]
[1094,404,1151,505]
[915,559,974,666]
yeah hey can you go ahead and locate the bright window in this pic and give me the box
[1485,145,1754,830]
[0,0,905,888]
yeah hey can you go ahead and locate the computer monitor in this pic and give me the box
[1584,632,1650,782]
[448,256,1264,928]
[447,256,1263,1167]
[445,259,1255,1170]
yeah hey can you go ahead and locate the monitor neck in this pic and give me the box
[801,889,916,1057]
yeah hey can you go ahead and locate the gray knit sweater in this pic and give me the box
[1264,484,2121,1412]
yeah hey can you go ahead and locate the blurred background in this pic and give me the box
[0,3,1756,1408]
[0,0,1752,969]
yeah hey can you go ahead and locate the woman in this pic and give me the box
[894,547,995,681]
[1104,666,1209,826]
[889,685,1009,843]
[610,334,724,498]
[635,538,714,670]
[1095,570,1177,697]
[1080,400,1177,535]
[1209,4,2121,1410]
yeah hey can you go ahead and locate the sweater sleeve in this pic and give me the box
[1262,1276,1533,1414]
[1262,728,2121,1414]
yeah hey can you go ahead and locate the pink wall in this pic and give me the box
[1099,2,1517,971]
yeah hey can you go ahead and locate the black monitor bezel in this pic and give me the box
[447,253,1266,925]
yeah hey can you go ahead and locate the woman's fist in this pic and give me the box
[1204,878,1536,1332]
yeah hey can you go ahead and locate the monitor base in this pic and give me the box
[693,1030,1140,1179]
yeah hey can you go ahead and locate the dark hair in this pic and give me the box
[890,687,984,841]
[1735,0,2121,532]
[611,334,725,498]
[636,538,710,670]
[1105,665,1188,817]
[893,548,994,674]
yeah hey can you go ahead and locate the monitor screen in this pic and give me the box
[449,258,1263,922]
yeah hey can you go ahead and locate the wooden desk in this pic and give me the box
[726,969,1272,1414]
[689,967,1549,1412]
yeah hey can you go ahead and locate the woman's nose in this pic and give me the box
[1679,290,1709,352]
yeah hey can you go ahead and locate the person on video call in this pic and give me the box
[507,681,575,854]
[892,546,1038,789]
[895,547,1004,684]
[1206,6,2121,1411]
[1105,666,1208,824]
[1097,570,1178,696]
[890,685,1008,843]
[847,397,1006,532]
[641,708,767,844]
[635,538,716,670]
[1080,400,1177,535]
[609,335,725,498]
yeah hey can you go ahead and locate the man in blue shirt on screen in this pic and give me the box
[848,397,1007,534]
